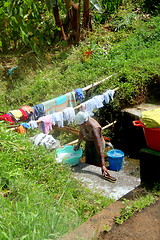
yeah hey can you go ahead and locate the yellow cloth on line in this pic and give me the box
[142,108,160,128]
[9,110,23,121]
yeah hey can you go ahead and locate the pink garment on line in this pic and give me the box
[38,115,53,134]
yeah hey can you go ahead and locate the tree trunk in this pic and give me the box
[64,0,72,25]
[82,0,92,29]
[52,4,67,40]
[70,2,80,43]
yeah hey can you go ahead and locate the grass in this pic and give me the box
[115,185,160,224]
[1,13,160,112]
[0,123,113,239]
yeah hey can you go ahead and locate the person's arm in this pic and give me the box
[92,128,110,176]
[74,129,84,151]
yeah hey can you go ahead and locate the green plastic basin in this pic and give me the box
[56,145,82,166]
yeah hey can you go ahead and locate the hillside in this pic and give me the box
[0,2,160,112]
[0,1,160,239]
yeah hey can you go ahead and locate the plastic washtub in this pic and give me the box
[55,145,83,166]
[133,120,160,151]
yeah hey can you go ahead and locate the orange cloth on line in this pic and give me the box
[15,125,26,134]
[21,106,34,114]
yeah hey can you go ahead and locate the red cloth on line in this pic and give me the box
[0,114,15,124]
[19,109,28,121]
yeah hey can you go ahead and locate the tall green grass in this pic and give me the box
[0,123,113,239]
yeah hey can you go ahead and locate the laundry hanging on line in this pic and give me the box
[42,91,76,115]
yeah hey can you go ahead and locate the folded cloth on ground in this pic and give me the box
[142,108,160,128]
[30,133,61,150]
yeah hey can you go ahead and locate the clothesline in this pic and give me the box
[5,86,119,134]
[74,86,119,110]
[82,75,114,91]
[1,75,118,133]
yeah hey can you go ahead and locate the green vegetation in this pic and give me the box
[1,5,160,111]
[115,187,160,224]
[0,123,113,239]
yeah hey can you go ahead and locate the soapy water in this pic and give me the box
[56,152,79,163]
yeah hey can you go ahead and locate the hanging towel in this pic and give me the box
[66,91,76,108]
[20,122,30,129]
[42,98,56,115]
[42,95,66,114]
[55,92,76,112]
[15,125,26,134]
[21,106,34,114]
[42,91,76,115]
[54,112,64,127]
[63,107,75,125]
[103,89,115,104]
[85,99,97,113]
[51,113,56,125]
[19,109,29,121]
[92,95,104,109]
[55,95,67,112]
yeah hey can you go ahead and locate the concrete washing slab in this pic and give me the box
[72,162,140,201]
[61,161,141,240]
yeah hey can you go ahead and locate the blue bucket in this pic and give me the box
[107,149,124,171]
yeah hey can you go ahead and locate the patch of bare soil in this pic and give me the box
[97,198,160,240]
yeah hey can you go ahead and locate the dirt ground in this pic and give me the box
[97,198,160,240]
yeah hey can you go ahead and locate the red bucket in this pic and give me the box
[133,120,160,151]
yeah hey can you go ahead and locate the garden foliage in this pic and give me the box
[0,123,112,239]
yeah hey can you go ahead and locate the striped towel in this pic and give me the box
[42,91,76,115]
